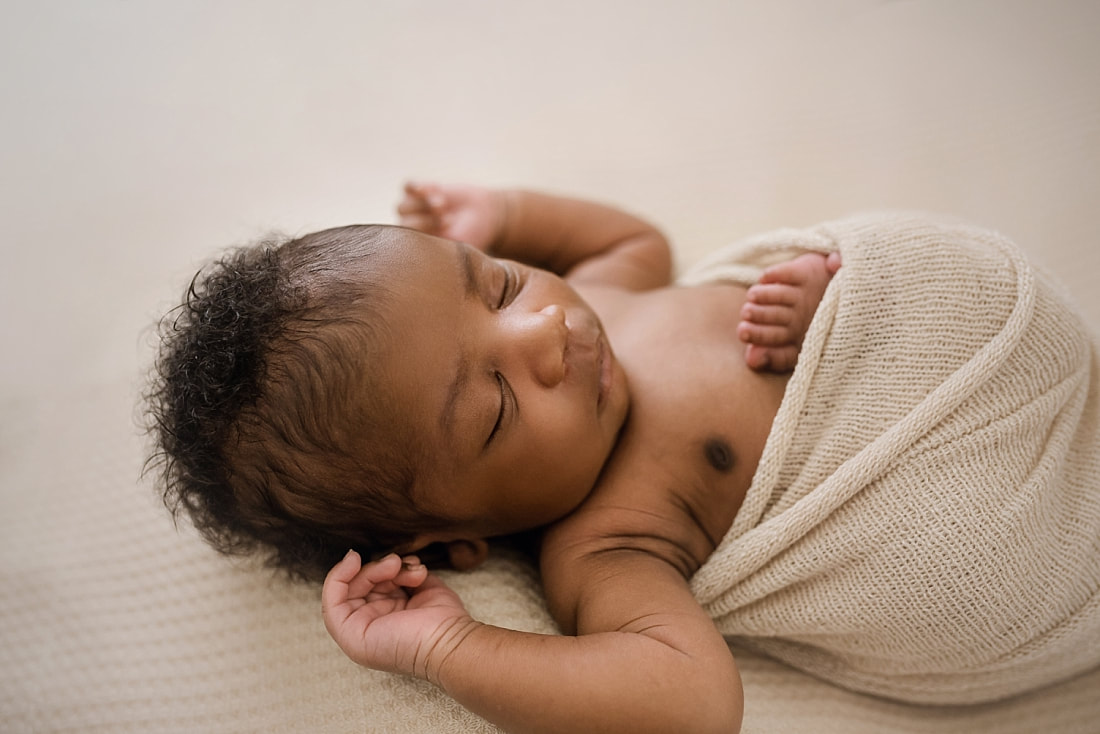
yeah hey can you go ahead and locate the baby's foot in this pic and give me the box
[737,251,841,372]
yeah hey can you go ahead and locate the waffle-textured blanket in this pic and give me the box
[3,217,1100,731]
[683,213,1100,704]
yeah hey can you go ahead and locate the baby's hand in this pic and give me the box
[397,181,506,252]
[321,551,477,681]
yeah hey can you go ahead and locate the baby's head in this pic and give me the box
[146,225,438,579]
[146,226,629,581]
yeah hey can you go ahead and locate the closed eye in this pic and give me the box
[487,371,514,445]
[496,264,518,309]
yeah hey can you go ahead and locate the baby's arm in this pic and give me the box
[397,182,672,291]
[738,251,841,372]
[323,549,742,734]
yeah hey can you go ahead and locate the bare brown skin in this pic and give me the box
[544,280,788,602]
[322,184,835,734]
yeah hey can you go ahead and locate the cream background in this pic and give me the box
[1,1,1097,398]
[1,2,1098,733]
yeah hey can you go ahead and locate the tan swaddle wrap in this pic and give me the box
[681,213,1100,705]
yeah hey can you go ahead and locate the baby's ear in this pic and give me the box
[445,538,490,571]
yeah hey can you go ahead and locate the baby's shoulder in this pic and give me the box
[537,472,714,634]
[541,456,717,592]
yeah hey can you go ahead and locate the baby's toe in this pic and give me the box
[738,321,794,346]
[747,282,799,306]
[744,344,800,373]
[741,301,793,326]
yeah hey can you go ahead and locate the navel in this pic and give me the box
[703,436,734,474]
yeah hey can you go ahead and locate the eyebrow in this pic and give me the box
[439,244,479,442]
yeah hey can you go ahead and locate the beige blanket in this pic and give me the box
[684,213,1100,705]
[3,224,1100,729]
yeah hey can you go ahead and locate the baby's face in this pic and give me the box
[373,229,630,544]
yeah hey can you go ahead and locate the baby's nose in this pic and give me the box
[523,304,568,387]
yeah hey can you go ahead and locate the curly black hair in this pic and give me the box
[144,225,450,581]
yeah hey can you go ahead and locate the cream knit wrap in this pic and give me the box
[681,213,1100,705]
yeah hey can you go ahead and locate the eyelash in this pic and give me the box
[496,266,515,309]
[487,263,518,445]
[488,372,514,444]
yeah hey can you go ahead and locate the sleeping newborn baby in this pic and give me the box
[148,182,1100,733]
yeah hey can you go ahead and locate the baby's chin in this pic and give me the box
[608,373,632,450]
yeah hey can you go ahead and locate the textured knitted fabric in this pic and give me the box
[4,217,1100,731]
[684,213,1100,705]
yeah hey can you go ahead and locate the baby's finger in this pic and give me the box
[403,181,435,199]
[326,548,362,583]
[404,181,449,210]
[321,549,364,614]
[397,195,431,215]
[398,182,445,217]
[394,556,429,588]
[345,553,406,599]
[402,569,461,608]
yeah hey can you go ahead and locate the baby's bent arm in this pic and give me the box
[493,189,673,292]
[322,550,742,734]
[435,550,743,734]
[398,182,671,291]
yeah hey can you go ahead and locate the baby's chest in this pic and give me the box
[597,285,788,560]
[601,405,754,564]
[619,287,782,465]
